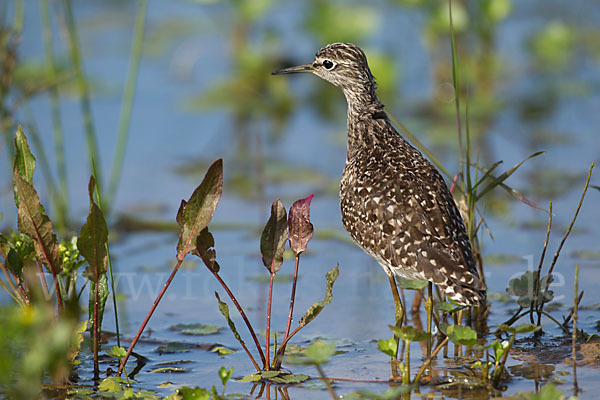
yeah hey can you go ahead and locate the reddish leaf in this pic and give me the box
[13,173,62,276]
[176,159,223,261]
[193,227,219,272]
[288,194,314,256]
[260,199,288,273]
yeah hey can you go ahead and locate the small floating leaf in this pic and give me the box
[288,194,314,256]
[498,323,541,334]
[155,342,193,354]
[237,373,262,382]
[167,386,210,400]
[149,367,190,373]
[169,323,223,336]
[270,373,309,384]
[304,340,337,364]
[260,199,288,273]
[211,346,236,356]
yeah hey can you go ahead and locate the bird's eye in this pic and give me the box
[322,60,334,69]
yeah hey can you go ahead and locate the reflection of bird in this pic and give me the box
[273,43,486,312]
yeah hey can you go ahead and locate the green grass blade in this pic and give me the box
[107,0,148,212]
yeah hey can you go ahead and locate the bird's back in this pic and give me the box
[340,111,486,305]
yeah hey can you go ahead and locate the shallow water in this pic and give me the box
[1,0,600,398]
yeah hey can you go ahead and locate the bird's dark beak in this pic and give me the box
[271,63,314,75]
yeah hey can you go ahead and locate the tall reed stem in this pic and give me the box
[265,272,275,370]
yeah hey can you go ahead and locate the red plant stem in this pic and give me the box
[118,257,184,375]
[265,271,275,370]
[277,323,302,354]
[275,255,300,369]
[93,274,99,380]
[209,268,266,366]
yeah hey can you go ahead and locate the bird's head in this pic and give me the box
[272,43,376,94]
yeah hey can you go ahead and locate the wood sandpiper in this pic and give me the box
[272,43,486,318]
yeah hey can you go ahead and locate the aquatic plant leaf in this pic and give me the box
[13,126,36,207]
[176,159,223,261]
[107,345,127,359]
[79,176,108,280]
[305,340,337,364]
[445,324,478,347]
[378,336,398,357]
[288,194,314,256]
[88,274,109,335]
[237,373,262,382]
[298,264,339,327]
[270,373,309,384]
[13,174,62,276]
[149,367,189,373]
[169,323,223,336]
[167,386,210,400]
[436,302,456,313]
[388,325,430,342]
[498,323,541,334]
[98,376,129,393]
[193,227,219,272]
[507,271,554,307]
[397,277,428,290]
[492,340,509,361]
[260,199,288,273]
[285,340,337,365]
[155,342,194,354]
[219,366,233,386]
[211,346,236,356]
[215,292,247,349]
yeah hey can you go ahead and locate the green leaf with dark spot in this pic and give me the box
[88,273,109,335]
[446,324,478,347]
[298,264,339,327]
[215,292,247,350]
[388,325,430,342]
[260,199,288,273]
[176,159,223,260]
[378,336,398,357]
[170,323,224,336]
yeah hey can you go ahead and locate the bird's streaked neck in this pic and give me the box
[342,83,381,117]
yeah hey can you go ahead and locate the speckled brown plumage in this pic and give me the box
[273,43,486,305]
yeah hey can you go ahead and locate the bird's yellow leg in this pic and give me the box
[389,275,404,328]
[388,275,404,380]
[425,282,433,358]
